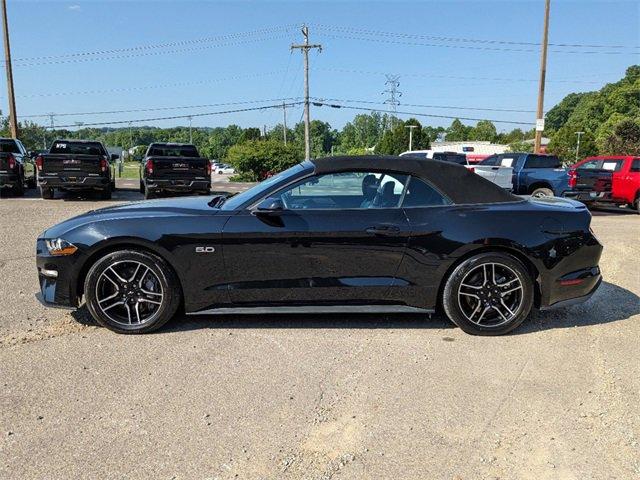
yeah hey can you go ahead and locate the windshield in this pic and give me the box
[219,162,309,210]
[148,145,199,157]
[50,141,106,156]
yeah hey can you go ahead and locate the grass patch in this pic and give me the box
[118,162,141,179]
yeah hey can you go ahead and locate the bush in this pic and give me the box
[225,139,303,181]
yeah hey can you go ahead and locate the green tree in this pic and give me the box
[225,139,303,181]
[376,118,429,155]
[469,120,498,142]
[548,125,597,162]
[338,112,385,152]
[601,118,640,155]
[445,119,471,141]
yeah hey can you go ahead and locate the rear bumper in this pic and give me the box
[563,190,611,203]
[0,172,20,188]
[39,174,110,190]
[540,275,602,311]
[145,178,210,192]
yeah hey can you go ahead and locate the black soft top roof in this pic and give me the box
[311,155,521,205]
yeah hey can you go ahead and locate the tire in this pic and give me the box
[111,178,116,191]
[100,184,112,200]
[634,196,640,215]
[84,249,182,334]
[139,180,145,194]
[40,186,54,199]
[531,187,554,198]
[13,178,24,197]
[144,186,156,199]
[441,252,534,336]
[26,176,36,189]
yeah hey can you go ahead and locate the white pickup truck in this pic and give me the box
[399,151,513,190]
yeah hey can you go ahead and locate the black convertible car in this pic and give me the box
[36,156,603,335]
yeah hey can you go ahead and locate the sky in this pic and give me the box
[4,0,640,133]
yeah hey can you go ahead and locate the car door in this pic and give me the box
[610,158,636,202]
[221,170,411,306]
[390,176,456,308]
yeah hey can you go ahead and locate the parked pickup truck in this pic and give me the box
[400,151,513,190]
[36,140,117,200]
[478,152,568,197]
[139,143,211,199]
[0,137,36,196]
[564,156,640,213]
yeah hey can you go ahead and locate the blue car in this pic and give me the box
[479,153,569,197]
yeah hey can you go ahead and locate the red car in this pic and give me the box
[565,156,640,213]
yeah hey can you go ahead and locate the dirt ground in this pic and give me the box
[1,180,638,479]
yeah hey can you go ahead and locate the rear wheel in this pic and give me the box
[139,180,145,193]
[144,186,156,199]
[100,184,112,200]
[84,250,181,334]
[13,178,24,196]
[40,186,54,199]
[442,252,534,335]
[531,187,554,198]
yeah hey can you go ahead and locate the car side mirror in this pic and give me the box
[111,154,120,161]
[256,197,284,213]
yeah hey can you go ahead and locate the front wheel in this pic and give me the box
[441,252,534,335]
[84,250,182,333]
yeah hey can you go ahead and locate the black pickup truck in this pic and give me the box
[139,143,211,199]
[36,140,117,200]
[0,138,36,196]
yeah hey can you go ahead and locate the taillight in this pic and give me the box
[35,156,43,171]
[206,161,212,176]
[145,159,154,175]
[7,153,15,170]
[568,169,577,189]
[100,157,108,172]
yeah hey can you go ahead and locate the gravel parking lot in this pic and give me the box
[1,179,639,479]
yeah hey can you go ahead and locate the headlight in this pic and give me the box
[45,238,78,256]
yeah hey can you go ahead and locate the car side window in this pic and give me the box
[630,159,640,173]
[480,155,500,166]
[402,177,452,207]
[274,171,409,210]
[578,160,602,170]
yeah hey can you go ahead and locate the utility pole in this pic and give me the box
[383,74,402,129]
[128,121,133,149]
[405,125,418,151]
[534,0,551,154]
[1,0,18,138]
[575,131,584,160]
[282,101,288,145]
[291,25,322,160]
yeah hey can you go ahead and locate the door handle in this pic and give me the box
[366,225,400,236]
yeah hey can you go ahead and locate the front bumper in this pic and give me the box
[36,239,81,308]
[145,178,210,192]
[38,174,110,190]
[0,172,20,188]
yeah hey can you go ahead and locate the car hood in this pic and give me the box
[42,196,221,238]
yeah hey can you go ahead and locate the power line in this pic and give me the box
[311,97,536,114]
[318,67,608,85]
[22,97,303,118]
[313,101,532,126]
[7,25,298,66]
[45,101,305,129]
[15,70,287,98]
[312,23,640,51]
[316,32,639,55]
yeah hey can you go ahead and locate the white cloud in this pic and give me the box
[67,4,81,11]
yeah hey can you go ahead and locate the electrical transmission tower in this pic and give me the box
[382,74,402,129]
